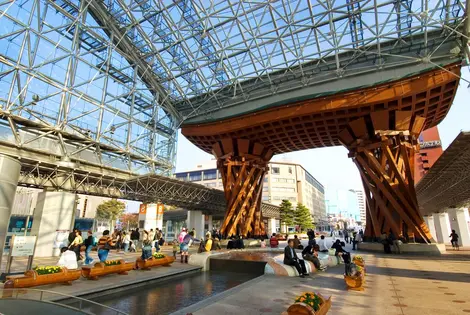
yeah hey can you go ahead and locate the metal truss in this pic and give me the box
[1,0,469,180]
[416,131,470,214]
[122,174,227,212]
[0,0,178,176]
[1,139,226,211]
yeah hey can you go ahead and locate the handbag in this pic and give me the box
[328,248,336,256]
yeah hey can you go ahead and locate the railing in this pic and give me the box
[0,288,128,315]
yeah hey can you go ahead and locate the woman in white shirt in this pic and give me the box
[123,232,131,252]
[58,247,78,269]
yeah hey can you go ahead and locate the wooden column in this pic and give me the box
[212,139,273,238]
[339,110,433,243]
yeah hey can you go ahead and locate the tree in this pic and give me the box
[120,213,139,231]
[96,199,126,231]
[279,199,294,232]
[294,203,314,232]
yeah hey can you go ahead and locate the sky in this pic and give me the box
[175,68,470,194]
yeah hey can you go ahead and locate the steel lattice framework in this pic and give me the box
[0,0,469,210]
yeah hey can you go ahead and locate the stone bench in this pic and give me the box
[264,252,341,277]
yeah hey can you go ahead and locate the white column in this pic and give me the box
[31,191,77,257]
[206,215,213,233]
[138,204,157,231]
[0,155,21,266]
[423,215,437,242]
[433,212,450,244]
[267,218,277,236]
[187,210,204,239]
[447,208,470,247]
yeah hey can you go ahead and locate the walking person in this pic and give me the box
[84,230,95,265]
[69,230,83,261]
[172,239,179,258]
[115,230,122,252]
[141,230,153,261]
[180,231,199,263]
[131,228,140,251]
[450,230,459,250]
[123,232,131,253]
[97,230,115,262]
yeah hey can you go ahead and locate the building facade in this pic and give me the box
[353,189,366,224]
[175,160,327,229]
[325,189,363,230]
[414,126,444,183]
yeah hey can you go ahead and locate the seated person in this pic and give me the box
[317,235,329,252]
[234,236,245,249]
[293,235,303,249]
[302,244,325,271]
[331,239,351,264]
[227,237,235,249]
[260,238,266,248]
[270,233,279,248]
[284,239,309,278]
[58,247,78,269]
[211,237,222,251]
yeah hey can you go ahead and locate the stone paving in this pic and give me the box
[2,240,470,314]
[185,247,470,315]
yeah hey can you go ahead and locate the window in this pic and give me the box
[205,182,216,188]
[262,195,270,201]
[271,186,296,192]
[263,185,269,191]
[189,171,202,181]
[288,166,293,174]
[272,178,295,184]
[271,167,280,175]
[175,173,188,181]
[203,169,217,180]
[264,177,268,182]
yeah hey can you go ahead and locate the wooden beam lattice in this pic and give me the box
[212,139,273,237]
[339,110,434,243]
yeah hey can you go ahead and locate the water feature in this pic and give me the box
[74,271,258,315]
[209,251,280,274]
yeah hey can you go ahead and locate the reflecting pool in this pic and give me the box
[79,271,258,315]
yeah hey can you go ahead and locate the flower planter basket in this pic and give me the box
[344,272,365,291]
[283,293,331,315]
[136,256,175,270]
[3,267,81,288]
[81,260,134,280]
[353,259,365,268]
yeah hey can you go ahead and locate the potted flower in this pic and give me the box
[82,259,134,280]
[3,266,81,289]
[283,292,331,315]
[344,265,365,291]
[352,255,365,267]
[136,252,175,270]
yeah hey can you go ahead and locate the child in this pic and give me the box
[172,239,179,258]
[260,238,266,248]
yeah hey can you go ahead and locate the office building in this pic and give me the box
[414,126,444,183]
[175,160,327,230]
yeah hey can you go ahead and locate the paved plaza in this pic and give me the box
[2,240,470,315]
[178,244,470,315]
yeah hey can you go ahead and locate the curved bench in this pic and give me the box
[264,252,341,277]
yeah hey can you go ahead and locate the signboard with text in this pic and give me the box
[156,203,164,220]
[419,140,442,149]
[139,204,147,214]
[11,236,36,257]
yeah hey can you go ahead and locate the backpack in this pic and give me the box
[92,236,98,246]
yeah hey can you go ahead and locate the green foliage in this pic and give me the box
[294,203,314,231]
[279,199,295,227]
[295,292,322,311]
[96,199,126,221]
[104,260,121,266]
[33,266,62,275]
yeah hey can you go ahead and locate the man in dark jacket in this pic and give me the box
[284,239,308,278]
